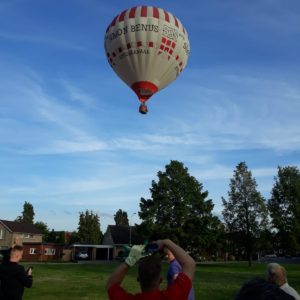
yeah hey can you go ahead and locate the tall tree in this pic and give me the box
[222,162,268,266]
[68,231,79,245]
[268,166,300,254]
[138,160,220,257]
[16,201,35,224]
[34,221,50,242]
[114,209,129,226]
[77,210,103,244]
[47,230,66,244]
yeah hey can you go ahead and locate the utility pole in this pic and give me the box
[129,212,136,246]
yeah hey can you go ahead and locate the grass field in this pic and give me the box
[21,262,300,300]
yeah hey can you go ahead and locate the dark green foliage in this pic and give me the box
[268,166,300,253]
[138,160,221,256]
[15,201,35,224]
[77,210,103,244]
[34,221,50,242]
[47,230,66,244]
[114,209,129,226]
[67,231,79,245]
[222,162,268,266]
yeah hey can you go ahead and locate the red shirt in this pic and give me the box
[108,272,192,300]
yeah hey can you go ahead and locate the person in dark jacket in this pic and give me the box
[0,245,32,300]
[235,277,295,300]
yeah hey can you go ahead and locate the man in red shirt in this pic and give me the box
[106,239,195,300]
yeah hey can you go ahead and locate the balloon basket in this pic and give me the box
[139,104,148,115]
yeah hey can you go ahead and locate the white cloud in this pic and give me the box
[0,31,86,51]
[112,137,161,151]
[194,165,233,181]
[160,71,300,153]
[0,169,153,199]
[252,167,277,178]
[193,165,280,182]
[0,186,35,194]
[26,138,108,155]
[62,80,97,108]
[0,67,112,154]
[2,64,300,158]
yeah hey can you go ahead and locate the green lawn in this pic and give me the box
[21,262,300,300]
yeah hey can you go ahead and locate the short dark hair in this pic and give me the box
[235,278,295,300]
[138,254,162,292]
[11,245,23,253]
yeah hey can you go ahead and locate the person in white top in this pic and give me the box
[266,263,300,300]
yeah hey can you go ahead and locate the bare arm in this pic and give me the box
[106,245,145,291]
[105,262,129,290]
[157,239,195,280]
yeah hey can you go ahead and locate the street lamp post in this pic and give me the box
[129,212,136,246]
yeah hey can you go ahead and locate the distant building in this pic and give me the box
[68,225,144,261]
[0,219,64,262]
[22,242,65,262]
[69,243,113,261]
[0,220,145,262]
[0,219,43,250]
[102,225,144,258]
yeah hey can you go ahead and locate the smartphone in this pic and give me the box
[145,243,159,254]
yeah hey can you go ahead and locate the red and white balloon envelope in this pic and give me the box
[104,6,190,114]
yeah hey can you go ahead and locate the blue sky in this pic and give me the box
[1,0,300,232]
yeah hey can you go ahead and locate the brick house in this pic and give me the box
[0,219,64,262]
[22,242,65,262]
[0,219,43,250]
[102,225,144,259]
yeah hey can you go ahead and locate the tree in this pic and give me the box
[222,162,268,266]
[47,230,66,244]
[138,160,220,257]
[77,210,103,244]
[15,216,23,222]
[114,209,129,226]
[68,231,79,245]
[34,221,50,242]
[15,201,35,224]
[268,166,300,254]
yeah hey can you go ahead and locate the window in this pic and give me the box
[0,229,5,239]
[23,234,34,239]
[44,248,55,255]
[29,248,37,255]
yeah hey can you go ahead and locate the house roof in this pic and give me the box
[22,242,64,246]
[0,219,43,235]
[107,225,144,245]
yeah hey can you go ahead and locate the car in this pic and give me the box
[264,254,277,258]
[77,251,88,259]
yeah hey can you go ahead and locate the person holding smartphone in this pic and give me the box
[106,239,195,300]
[0,245,33,300]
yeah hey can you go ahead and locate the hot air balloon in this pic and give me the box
[104,6,190,114]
